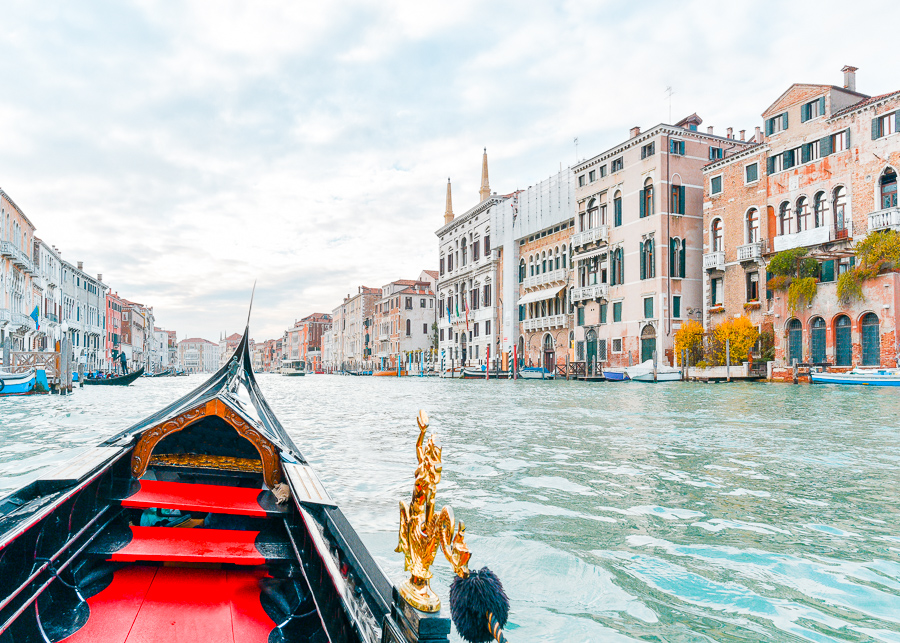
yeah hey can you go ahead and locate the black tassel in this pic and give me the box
[449,567,509,642]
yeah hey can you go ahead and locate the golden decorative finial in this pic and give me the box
[396,410,471,612]
[479,148,491,202]
[444,178,454,225]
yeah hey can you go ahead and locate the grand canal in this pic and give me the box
[1,375,899,642]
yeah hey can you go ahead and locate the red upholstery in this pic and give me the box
[122,480,269,517]
[109,526,266,565]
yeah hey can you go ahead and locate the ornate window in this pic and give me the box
[747,208,759,242]
[712,218,723,252]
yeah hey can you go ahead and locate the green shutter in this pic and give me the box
[639,189,645,218]
[821,260,835,283]
[673,296,681,319]
[819,96,825,116]
[801,143,809,164]
[679,240,686,278]
[670,239,677,275]
[640,242,646,279]
[820,134,832,156]
[782,113,788,129]
[766,270,773,300]
[896,111,900,133]
[767,157,776,174]
[765,118,773,136]
[600,304,607,324]
[801,103,809,122]
[679,185,685,214]
[872,117,880,140]
[711,278,717,305]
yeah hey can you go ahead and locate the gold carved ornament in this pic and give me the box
[395,410,471,613]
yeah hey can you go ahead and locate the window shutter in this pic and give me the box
[821,260,835,283]
[844,128,850,146]
[782,113,788,130]
[711,278,717,306]
[766,271,773,300]
[819,96,825,116]
[670,239,677,275]
[679,241,686,278]
[801,143,810,164]
[820,134,832,157]
[639,190,645,218]
[767,157,776,174]
[678,185,685,214]
[872,117,880,140]
[708,147,714,160]
[896,111,900,133]
[640,242,646,279]
[801,103,809,122]
[765,119,773,136]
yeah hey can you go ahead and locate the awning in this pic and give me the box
[517,286,566,306]
[574,246,607,262]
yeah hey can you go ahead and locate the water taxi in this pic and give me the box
[278,358,306,376]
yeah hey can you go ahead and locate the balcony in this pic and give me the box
[523,314,567,332]
[867,207,900,233]
[736,240,765,262]
[0,308,10,325]
[571,225,609,248]
[571,284,609,303]
[0,241,13,257]
[703,251,725,271]
[772,224,847,252]
[11,312,36,332]
[47,313,59,323]
[523,267,568,290]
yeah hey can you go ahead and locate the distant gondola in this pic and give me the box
[0,328,454,643]
[83,366,145,386]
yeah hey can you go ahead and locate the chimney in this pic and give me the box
[842,65,858,92]
[739,130,746,141]
[726,127,733,139]
[77,261,83,270]
[629,126,641,138]
[755,126,762,141]
[97,274,103,282]
[707,126,714,135]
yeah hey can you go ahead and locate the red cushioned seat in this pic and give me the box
[122,480,285,517]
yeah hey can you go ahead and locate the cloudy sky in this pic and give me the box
[0,1,894,341]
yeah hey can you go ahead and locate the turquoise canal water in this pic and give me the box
[2,375,899,642]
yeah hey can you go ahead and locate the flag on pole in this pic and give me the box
[30,305,39,331]
[463,291,470,331]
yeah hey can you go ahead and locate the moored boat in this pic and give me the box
[811,367,900,386]
[0,370,40,395]
[278,359,306,376]
[83,366,145,386]
[0,328,482,643]
[624,359,682,382]
[460,366,510,379]
[517,366,555,380]
[602,368,629,381]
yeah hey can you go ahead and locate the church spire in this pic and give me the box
[479,147,491,202]
[444,177,454,225]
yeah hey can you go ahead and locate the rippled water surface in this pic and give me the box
[2,375,899,642]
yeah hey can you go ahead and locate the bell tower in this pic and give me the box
[479,148,491,202]
[443,178,454,225]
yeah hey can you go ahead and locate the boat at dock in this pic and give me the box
[625,360,682,382]
[460,366,511,379]
[517,366,555,380]
[0,328,471,643]
[278,359,306,376]
[0,370,42,396]
[83,366,145,386]
[811,367,900,386]
[602,368,629,381]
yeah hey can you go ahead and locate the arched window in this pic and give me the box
[746,208,759,243]
[640,239,655,279]
[810,317,826,364]
[669,237,685,278]
[796,196,809,232]
[642,179,654,217]
[779,201,791,235]
[555,248,561,270]
[613,191,622,226]
[834,315,851,366]
[813,192,826,228]
[833,186,847,232]
[529,256,535,277]
[562,244,567,269]
[519,259,526,283]
[787,319,803,364]
[861,313,880,366]
[461,237,467,266]
[610,247,624,286]
[881,168,897,209]
[587,198,598,229]
[712,219,723,252]
[541,252,547,274]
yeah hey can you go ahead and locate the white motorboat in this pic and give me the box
[278,358,306,376]
[518,367,555,380]
[811,367,900,386]
[624,359,682,382]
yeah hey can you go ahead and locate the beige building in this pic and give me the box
[330,286,379,370]
[374,278,436,369]
[571,115,755,371]
[0,188,39,353]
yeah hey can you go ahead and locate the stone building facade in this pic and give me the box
[0,188,38,353]
[285,312,331,371]
[704,67,900,377]
[572,115,754,372]
[330,286,379,370]
[374,279,435,369]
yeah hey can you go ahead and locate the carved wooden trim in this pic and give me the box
[131,405,208,478]
[130,398,283,490]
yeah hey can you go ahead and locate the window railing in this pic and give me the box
[703,251,725,271]
[523,267,568,289]
[736,240,765,262]
[12,312,35,331]
[571,225,609,247]
[523,314,567,332]
[0,308,11,323]
[867,206,900,233]
[571,284,609,302]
